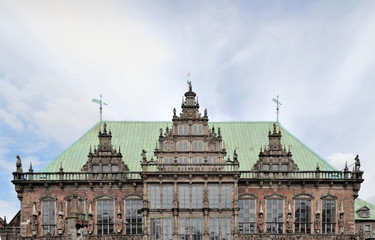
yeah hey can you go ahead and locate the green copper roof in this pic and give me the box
[355,198,375,221]
[42,121,335,172]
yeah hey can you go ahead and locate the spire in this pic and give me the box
[272,95,282,123]
[29,162,33,172]
[59,162,64,172]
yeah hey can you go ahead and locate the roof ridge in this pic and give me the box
[278,123,336,171]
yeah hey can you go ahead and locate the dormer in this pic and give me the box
[252,123,298,171]
[357,206,370,218]
[81,123,129,172]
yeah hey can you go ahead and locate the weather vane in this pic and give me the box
[92,94,108,122]
[272,95,282,123]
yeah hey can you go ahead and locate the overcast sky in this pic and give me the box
[1,0,375,219]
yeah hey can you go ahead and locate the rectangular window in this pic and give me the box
[180,218,203,240]
[150,185,161,208]
[178,141,189,151]
[272,164,278,171]
[192,185,203,208]
[221,185,231,208]
[103,165,110,172]
[163,157,174,164]
[193,125,203,135]
[193,157,203,164]
[295,199,311,233]
[162,185,173,209]
[93,165,100,172]
[210,218,231,240]
[179,185,203,209]
[281,164,288,171]
[266,199,283,233]
[262,165,269,171]
[208,157,217,164]
[97,199,114,235]
[112,165,119,172]
[209,185,219,208]
[178,157,189,164]
[151,218,172,240]
[179,185,190,208]
[125,200,142,235]
[193,141,203,151]
[322,200,336,234]
[42,201,55,235]
[239,199,256,234]
[178,125,188,135]
[365,225,371,232]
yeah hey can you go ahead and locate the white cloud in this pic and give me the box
[0,199,19,221]
[327,152,356,171]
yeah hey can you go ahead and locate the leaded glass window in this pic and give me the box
[209,185,219,208]
[125,200,142,235]
[180,218,202,240]
[295,199,311,233]
[150,185,161,209]
[193,141,203,151]
[322,200,336,233]
[192,125,203,135]
[209,185,231,209]
[151,218,172,240]
[266,199,283,233]
[97,199,114,235]
[42,201,55,235]
[178,141,189,151]
[221,185,231,208]
[239,199,255,234]
[209,218,231,240]
[178,125,188,135]
[162,185,173,209]
[179,185,203,209]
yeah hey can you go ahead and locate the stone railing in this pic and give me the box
[240,170,363,180]
[13,169,363,182]
[239,233,363,240]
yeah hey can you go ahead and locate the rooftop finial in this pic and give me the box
[103,122,107,133]
[29,162,33,172]
[92,94,108,122]
[187,73,192,91]
[272,95,282,123]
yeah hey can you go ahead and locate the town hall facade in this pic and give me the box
[11,83,366,240]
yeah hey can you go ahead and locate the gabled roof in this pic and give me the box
[42,121,335,172]
[355,198,375,221]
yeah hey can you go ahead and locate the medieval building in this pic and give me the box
[12,83,369,240]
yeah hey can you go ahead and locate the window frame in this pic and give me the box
[322,199,336,234]
[294,199,312,234]
[96,198,115,235]
[125,199,143,235]
[42,200,56,235]
[266,198,284,233]
[238,198,256,234]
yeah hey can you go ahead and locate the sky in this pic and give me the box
[0,0,375,220]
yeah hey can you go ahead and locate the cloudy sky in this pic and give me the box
[1,0,375,219]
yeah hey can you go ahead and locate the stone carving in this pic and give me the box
[57,212,65,235]
[87,214,94,235]
[286,203,293,233]
[355,155,361,171]
[115,206,123,234]
[257,203,264,233]
[314,213,321,234]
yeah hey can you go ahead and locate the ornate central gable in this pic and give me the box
[252,123,298,171]
[141,82,239,172]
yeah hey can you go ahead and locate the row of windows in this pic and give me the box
[177,141,204,151]
[149,185,232,209]
[162,157,219,164]
[40,198,337,235]
[41,200,142,235]
[178,125,203,135]
[238,199,336,234]
[151,217,231,240]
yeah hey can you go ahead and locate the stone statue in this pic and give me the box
[115,212,123,234]
[355,155,361,170]
[141,149,147,162]
[257,212,264,233]
[30,214,38,236]
[286,213,292,233]
[87,214,94,235]
[173,108,176,116]
[338,213,344,234]
[204,108,207,117]
[314,213,321,234]
[57,213,65,235]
